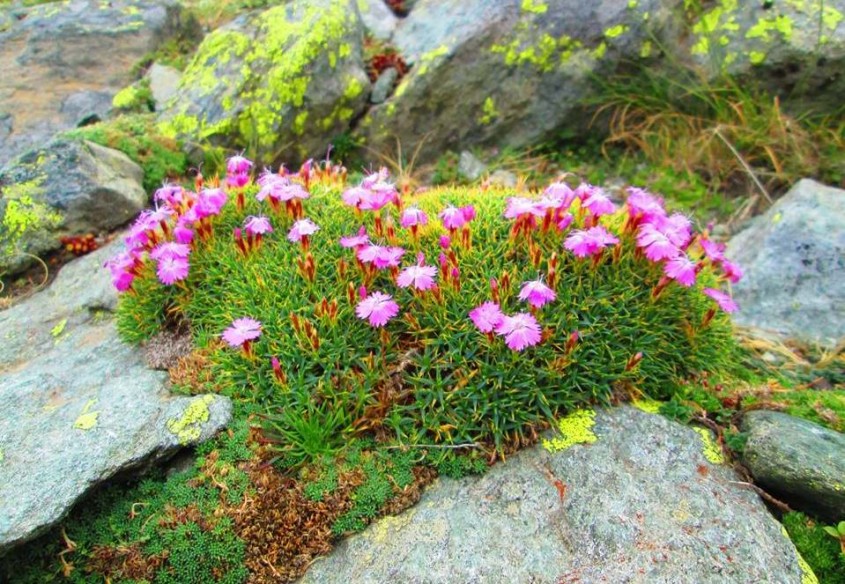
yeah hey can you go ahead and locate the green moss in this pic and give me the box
[167,395,216,445]
[64,114,187,193]
[782,513,844,584]
[542,409,598,453]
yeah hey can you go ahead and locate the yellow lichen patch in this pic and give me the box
[367,510,417,544]
[542,409,598,453]
[478,97,499,125]
[521,0,547,14]
[73,399,99,431]
[780,525,820,584]
[693,427,725,464]
[1,177,63,263]
[604,24,628,39]
[167,395,215,445]
[631,399,662,415]
[749,50,766,65]
[50,319,68,338]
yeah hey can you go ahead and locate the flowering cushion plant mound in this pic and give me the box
[113,157,741,453]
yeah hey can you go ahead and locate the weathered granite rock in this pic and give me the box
[301,406,814,584]
[0,138,146,275]
[0,239,232,554]
[728,179,844,346]
[681,0,845,115]
[357,0,681,162]
[159,0,371,165]
[370,67,399,104]
[457,150,487,181]
[0,0,186,166]
[742,411,845,523]
[357,0,399,41]
[147,63,183,109]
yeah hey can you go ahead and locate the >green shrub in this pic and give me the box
[783,512,845,584]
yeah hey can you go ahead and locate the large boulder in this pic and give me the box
[300,406,815,584]
[158,0,371,164]
[727,179,844,346]
[0,0,190,167]
[742,411,845,523]
[681,0,845,114]
[0,138,146,276]
[0,239,232,554]
[356,0,681,162]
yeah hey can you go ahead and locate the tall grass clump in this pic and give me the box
[593,60,845,204]
[110,156,742,458]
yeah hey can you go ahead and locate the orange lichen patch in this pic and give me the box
[86,544,167,581]
[168,343,221,393]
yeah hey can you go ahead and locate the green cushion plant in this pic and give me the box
[109,155,742,459]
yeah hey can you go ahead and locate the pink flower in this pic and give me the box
[287,218,319,242]
[518,280,557,308]
[196,188,227,218]
[439,235,451,249]
[357,244,383,264]
[226,173,250,189]
[703,288,739,313]
[244,215,273,236]
[626,188,665,220]
[361,167,390,189]
[721,260,743,284]
[227,155,253,176]
[400,207,429,229]
[356,291,400,327]
[396,264,437,290]
[150,242,191,261]
[582,189,616,217]
[222,317,262,347]
[504,197,543,219]
[104,251,138,291]
[174,226,194,245]
[564,226,620,258]
[461,205,476,222]
[556,214,574,232]
[469,301,504,333]
[154,184,184,207]
[156,256,190,285]
[664,254,697,287]
[495,313,542,351]
[341,186,369,208]
[648,213,692,247]
[440,205,469,230]
[700,238,726,263]
[373,246,405,269]
[340,227,369,248]
[544,182,576,210]
[636,224,679,262]
[359,189,395,211]
[111,270,135,292]
[574,182,598,200]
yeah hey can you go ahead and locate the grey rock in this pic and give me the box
[357,0,398,41]
[147,63,182,109]
[0,239,232,553]
[681,1,845,115]
[358,0,680,162]
[0,138,146,276]
[370,67,399,104]
[301,406,812,584]
[0,0,187,167]
[457,150,487,181]
[488,169,517,188]
[59,90,114,127]
[728,179,844,346]
[742,411,845,523]
[160,0,371,166]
